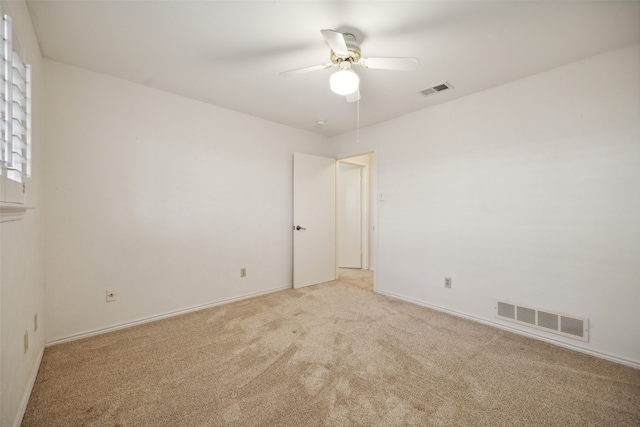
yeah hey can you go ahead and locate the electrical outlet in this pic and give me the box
[240,268,246,278]
[34,313,38,332]
[106,289,116,302]
[24,331,28,354]
[444,277,452,288]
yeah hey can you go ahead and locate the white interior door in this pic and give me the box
[338,163,362,268]
[293,153,336,288]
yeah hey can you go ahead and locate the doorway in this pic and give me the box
[292,151,376,290]
[336,152,376,289]
[338,162,363,269]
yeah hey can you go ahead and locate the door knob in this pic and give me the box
[295,225,306,231]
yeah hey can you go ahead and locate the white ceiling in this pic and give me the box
[25,1,640,137]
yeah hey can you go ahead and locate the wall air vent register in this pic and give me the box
[496,300,589,342]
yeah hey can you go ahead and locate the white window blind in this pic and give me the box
[1,14,31,187]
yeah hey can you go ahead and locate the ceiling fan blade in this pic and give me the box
[346,89,360,103]
[279,63,332,77]
[360,57,420,71]
[320,29,349,56]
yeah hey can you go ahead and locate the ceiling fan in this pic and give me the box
[280,29,420,102]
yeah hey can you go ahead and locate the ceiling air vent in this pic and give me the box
[420,82,452,97]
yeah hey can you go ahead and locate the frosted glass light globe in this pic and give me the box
[329,69,360,96]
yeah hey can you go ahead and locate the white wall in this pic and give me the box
[331,44,640,366]
[43,60,331,343]
[0,1,45,426]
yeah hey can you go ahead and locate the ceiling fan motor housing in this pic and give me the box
[330,33,361,65]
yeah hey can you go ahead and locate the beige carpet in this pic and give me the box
[23,270,640,426]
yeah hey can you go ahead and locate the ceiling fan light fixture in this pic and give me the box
[329,68,359,96]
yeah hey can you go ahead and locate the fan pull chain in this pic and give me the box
[356,97,360,143]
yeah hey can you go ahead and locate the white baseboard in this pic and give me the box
[14,342,45,427]
[45,285,292,347]
[376,289,640,370]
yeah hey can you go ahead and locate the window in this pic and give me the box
[1,13,31,204]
